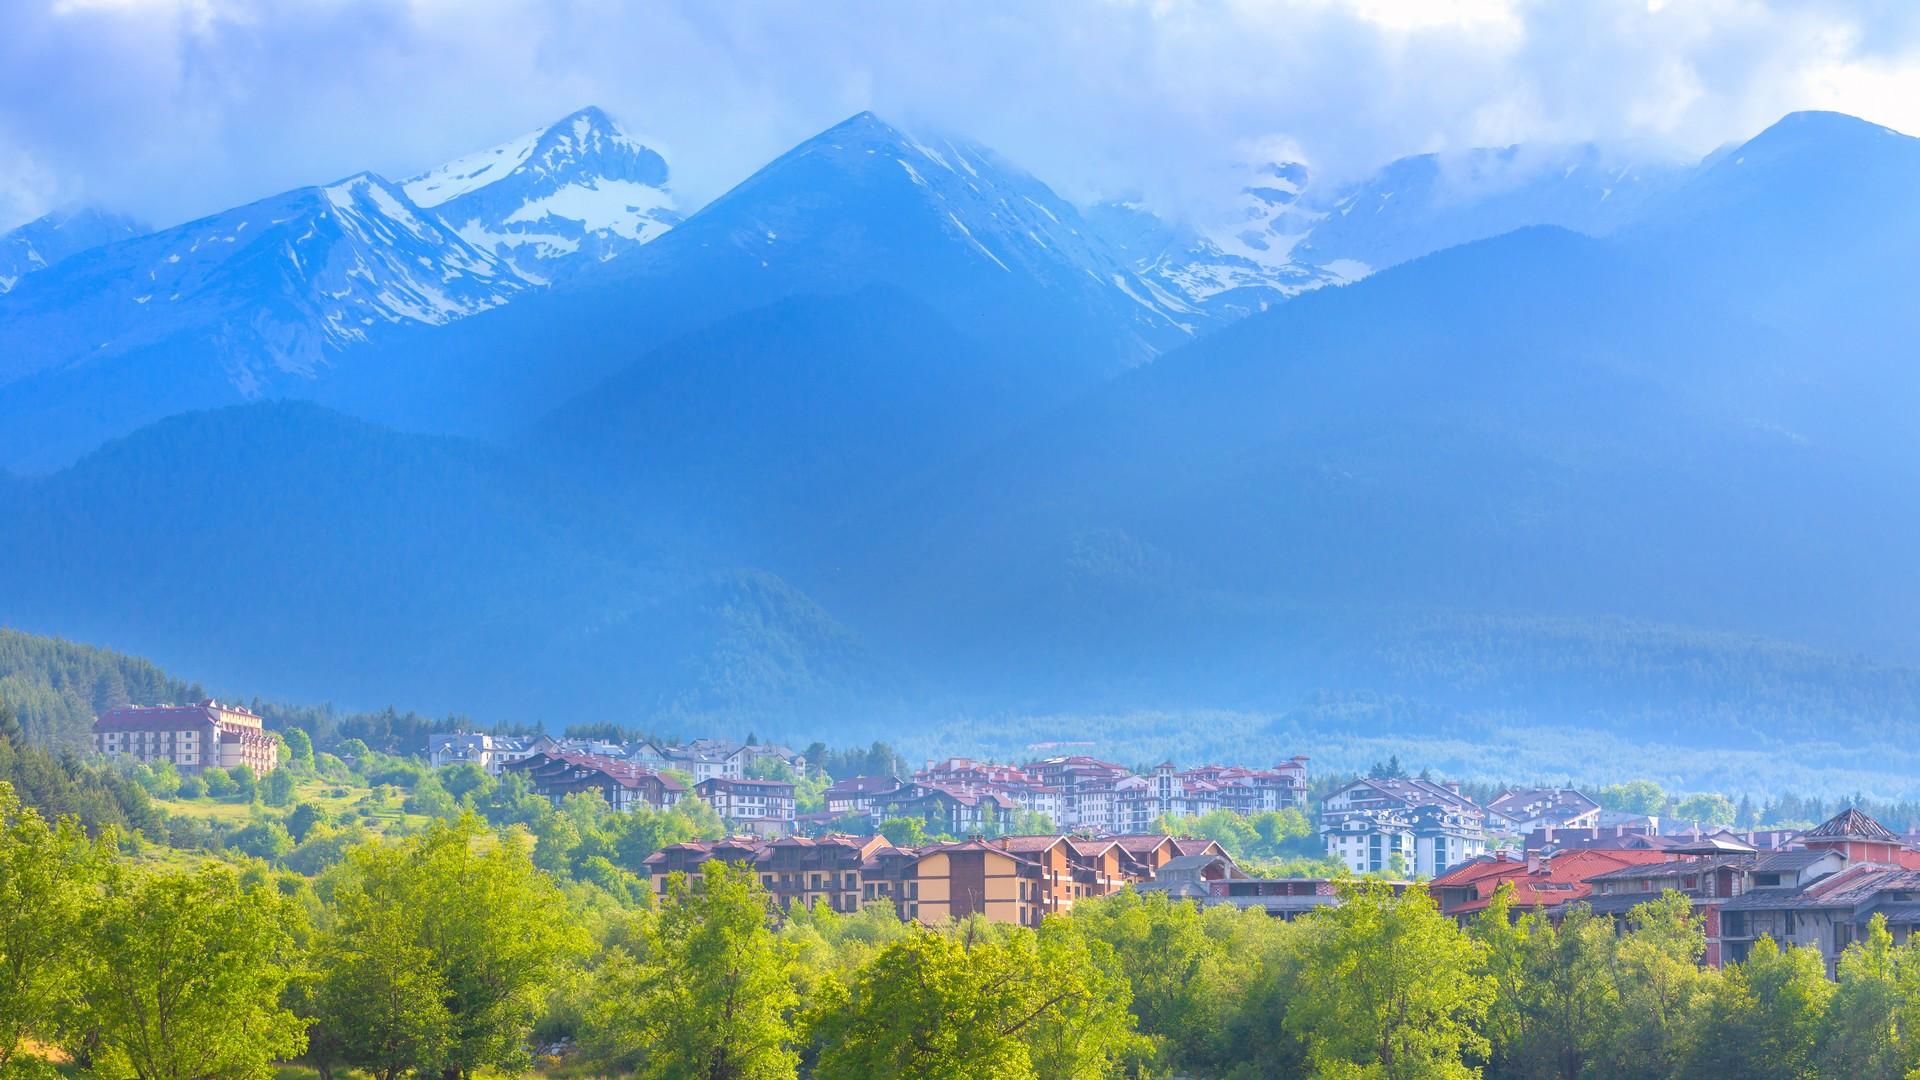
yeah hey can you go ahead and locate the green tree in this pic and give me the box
[810,929,1041,1080]
[315,815,581,1079]
[1820,915,1913,1077]
[1681,935,1831,1079]
[1284,881,1490,1079]
[0,782,105,1074]
[282,727,316,772]
[1595,780,1666,816]
[1022,919,1148,1079]
[231,763,259,802]
[132,760,181,800]
[77,863,306,1080]
[263,766,297,807]
[202,766,237,798]
[1597,891,1714,1079]
[438,762,491,803]
[1474,888,1620,1079]
[878,816,928,846]
[229,820,295,862]
[1669,793,1736,828]
[286,802,326,843]
[314,861,454,1080]
[582,863,799,1079]
[1067,890,1228,1071]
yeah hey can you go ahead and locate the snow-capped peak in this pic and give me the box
[404,106,681,283]
[0,206,149,294]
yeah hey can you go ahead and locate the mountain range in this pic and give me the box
[5,107,1920,793]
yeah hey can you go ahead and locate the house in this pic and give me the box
[643,832,1160,927]
[426,732,535,775]
[93,700,279,775]
[500,751,685,812]
[1321,778,1488,876]
[1572,829,1849,967]
[644,834,891,913]
[1714,809,1920,973]
[1429,847,1675,923]
[1486,788,1602,835]
[695,776,797,837]
[1139,853,1408,919]
[870,782,1019,835]
[823,775,903,819]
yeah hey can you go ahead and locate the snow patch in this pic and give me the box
[404,127,542,208]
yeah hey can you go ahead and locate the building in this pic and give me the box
[426,732,536,774]
[1486,788,1603,835]
[646,835,888,913]
[1714,809,1920,973]
[695,776,798,837]
[501,751,685,812]
[1139,852,1408,919]
[1429,847,1675,923]
[870,782,1019,835]
[1321,778,1488,876]
[823,775,904,819]
[627,738,806,783]
[644,832,1161,927]
[93,700,279,775]
[1573,832,1843,967]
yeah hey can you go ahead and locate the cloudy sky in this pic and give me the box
[5,0,1920,232]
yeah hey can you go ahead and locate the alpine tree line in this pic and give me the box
[15,779,1920,1080]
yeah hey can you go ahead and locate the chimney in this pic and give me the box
[1526,850,1544,875]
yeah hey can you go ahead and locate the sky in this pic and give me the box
[5,0,1920,232]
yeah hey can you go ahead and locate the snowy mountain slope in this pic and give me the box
[1293,143,1686,272]
[630,111,1197,353]
[0,172,522,470]
[405,106,681,283]
[1097,143,1687,317]
[0,207,148,293]
[321,111,1202,441]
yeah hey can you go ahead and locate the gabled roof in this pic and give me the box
[1805,808,1903,844]
[1487,787,1601,825]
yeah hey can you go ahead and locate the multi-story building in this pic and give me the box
[696,776,797,837]
[1574,831,1846,968]
[1138,852,1398,919]
[869,782,1019,835]
[501,750,686,812]
[93,700,279,775]
[823,775,904,819]
[645,835,887,913]
[1485,788,1603,835]
[628,738,807,783]
[645,832,1161,927]
[1320,777,1488,876]
[1714,809,1920,973]
[427,732,536,775]
[1429,847,1676,924]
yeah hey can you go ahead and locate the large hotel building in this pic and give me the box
[92,700,280,774]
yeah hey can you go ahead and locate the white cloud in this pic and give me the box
[2,0,1919,232]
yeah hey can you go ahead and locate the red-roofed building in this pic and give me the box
[1430,848,1674,923]
[93,700,278,775]
[501,750,685,812]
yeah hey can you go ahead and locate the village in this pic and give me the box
[85,700,1920,977]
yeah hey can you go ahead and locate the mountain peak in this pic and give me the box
[0,205,150,294]
[1733,110,1912,162]
[405,107,679,283]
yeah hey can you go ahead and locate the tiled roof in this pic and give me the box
[1805,808,1903,843]
[1488,788,1600,824]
